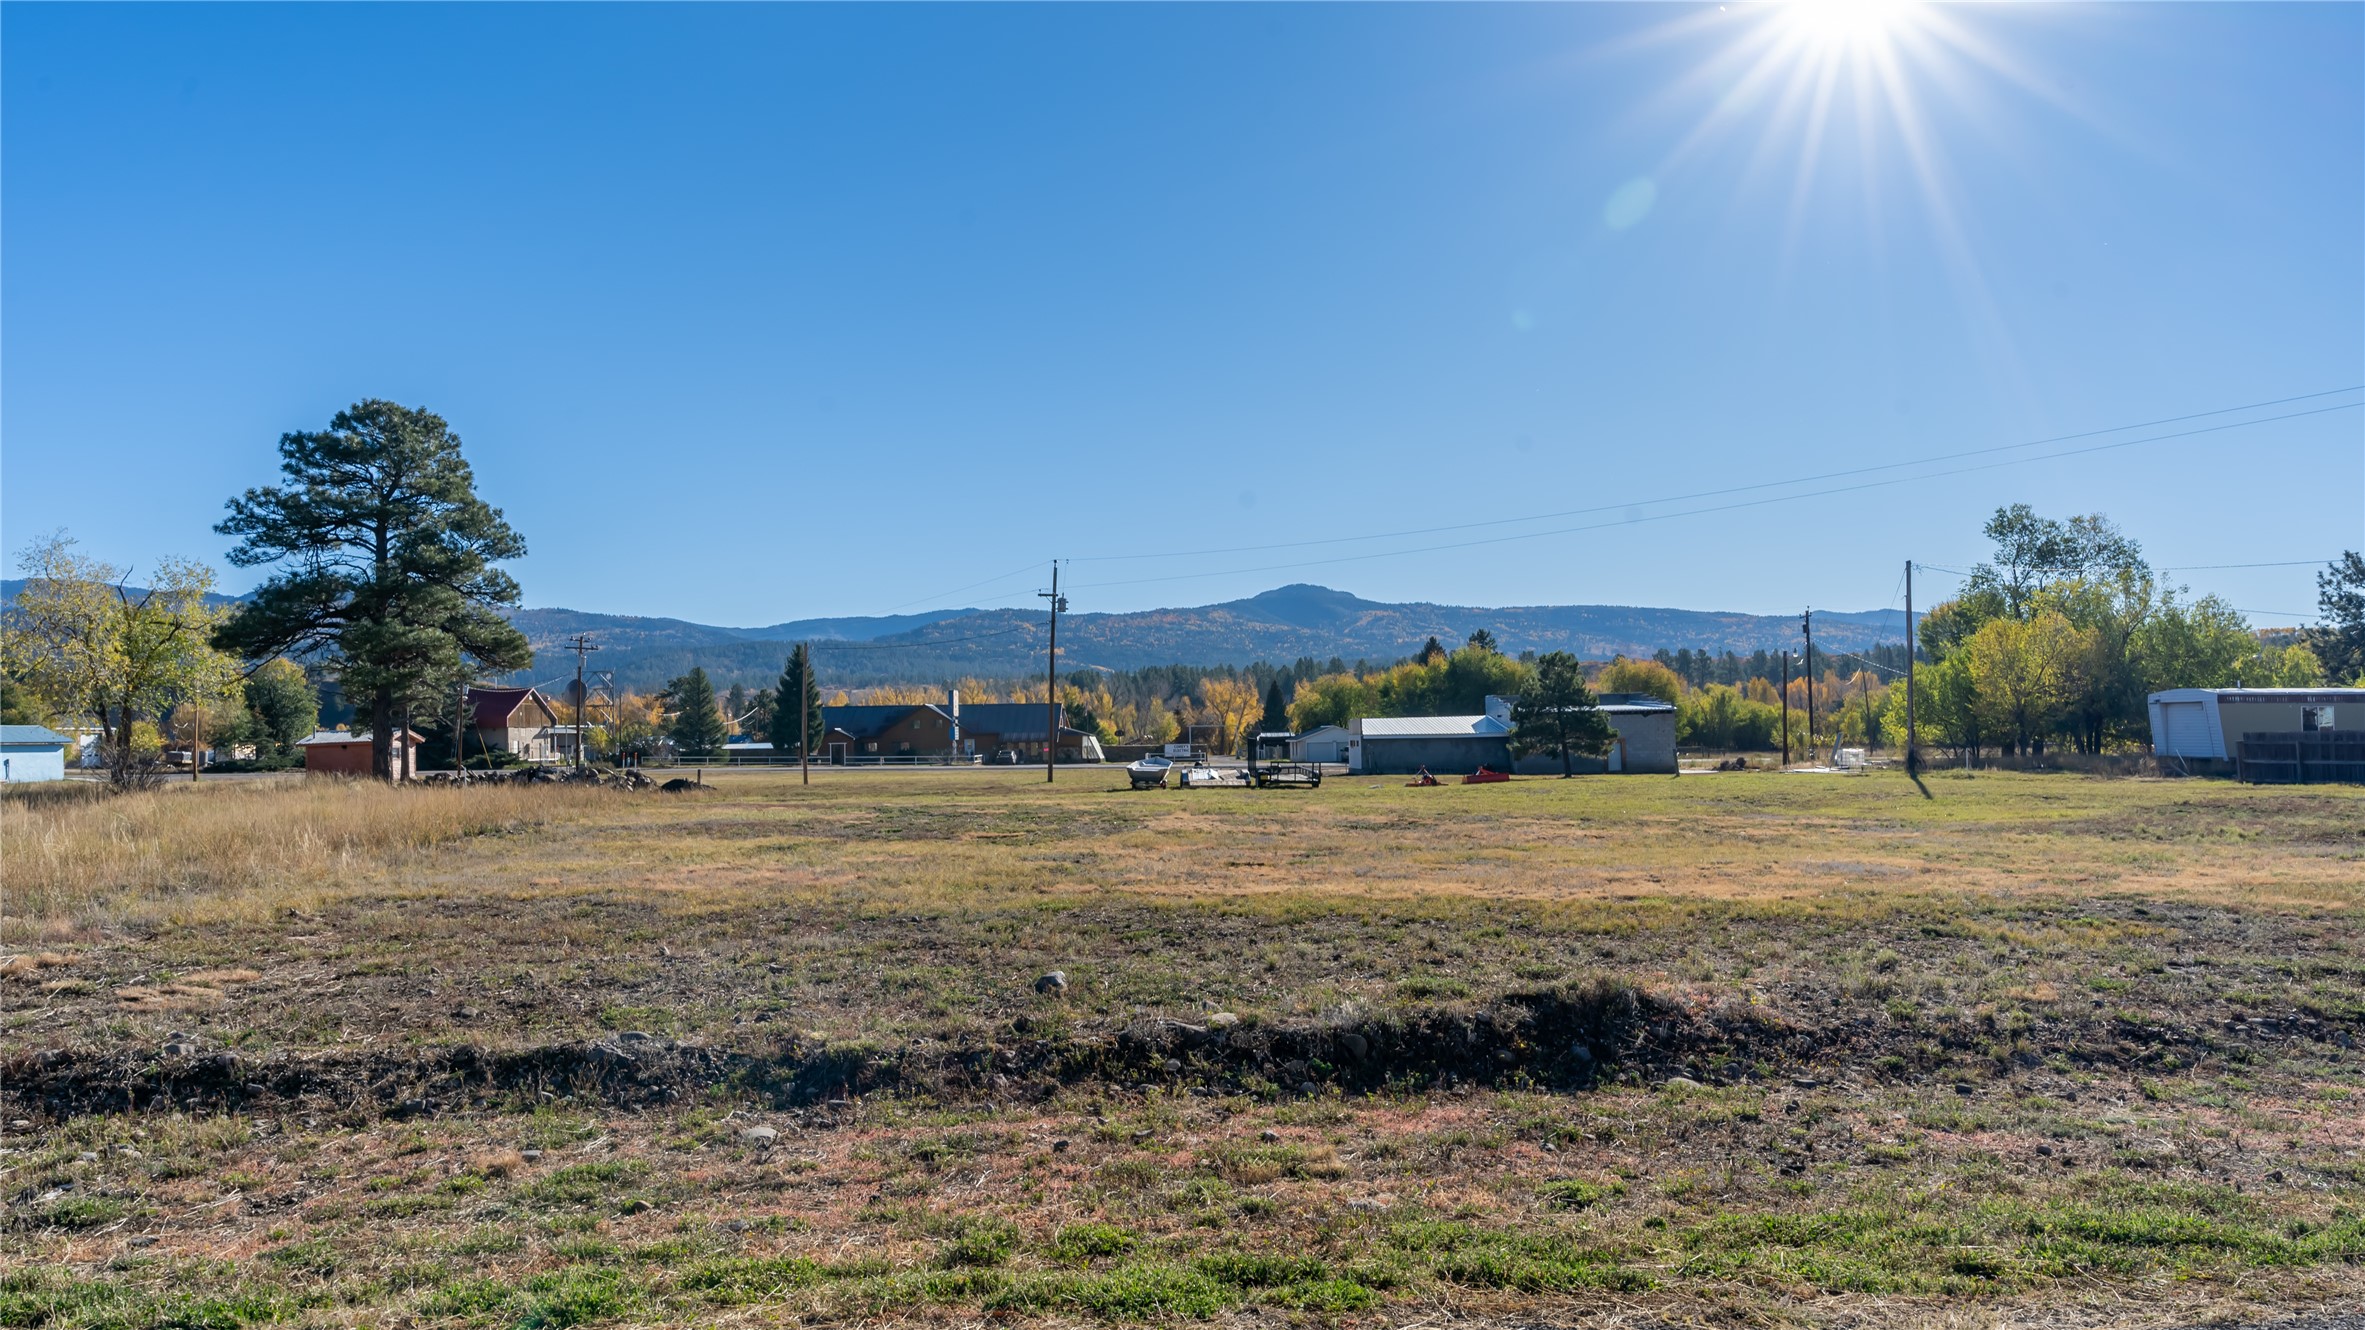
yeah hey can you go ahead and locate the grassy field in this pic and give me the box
[3,767,2362,1328]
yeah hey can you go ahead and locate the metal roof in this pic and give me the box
[1359,715,1512,739]
[0,725,70,746]
[2150,688,2365,703]
[295,728,423,746]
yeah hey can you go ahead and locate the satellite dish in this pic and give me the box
[562,679,588,707]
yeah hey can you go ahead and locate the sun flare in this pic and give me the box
[1782,0,1919,52]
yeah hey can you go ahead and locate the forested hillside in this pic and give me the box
[496,584,1908,690]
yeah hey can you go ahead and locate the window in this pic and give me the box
[864,741,879,753]
[2302,705,2334,732]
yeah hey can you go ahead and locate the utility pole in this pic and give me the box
[1904,561,1918,776]
[1859,668,1873,756]
[1779,649,1790,767]
[799,642,810,787]
[1801,610,1816,760]
[563,634,600,771]
[1040,563,1065,784]
[592,669,619,768]
[453,677,468,781]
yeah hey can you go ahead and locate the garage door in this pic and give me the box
[2160,702,2212,757]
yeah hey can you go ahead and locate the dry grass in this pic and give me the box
[1,777,617,935]
[4,768,2362,1327]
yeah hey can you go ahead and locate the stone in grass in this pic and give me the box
[1661,1076,1704,1091]
[1206,1012,1239,1029]
[1340,1032,1369,1061]
[739,1126,778,1146]
[1034,971,1068,996]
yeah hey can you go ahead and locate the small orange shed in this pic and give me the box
[296,728,424,778]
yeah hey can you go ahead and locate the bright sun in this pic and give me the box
[1782,0,1917,51]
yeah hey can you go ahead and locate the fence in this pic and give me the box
[2235,732,2365,785]
[644,753,989,768]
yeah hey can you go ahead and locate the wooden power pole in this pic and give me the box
[564,634,599,771]
[1779,649,1790,767]
[800,642,810,787]
[1039,564,1065,784]
[1801,610,1816,761]
[1904,561,1918,776]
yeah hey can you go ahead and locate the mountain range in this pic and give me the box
[5,579,1909,691]
[506,585,1909,690]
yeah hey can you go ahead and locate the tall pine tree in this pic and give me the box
[768,644,824,757]
[1509,651,1615,777]
[1259,679,1289,736]
[215,401,530,780]
[666,667,729,757]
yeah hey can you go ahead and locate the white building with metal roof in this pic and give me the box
[1345,694,1678,776]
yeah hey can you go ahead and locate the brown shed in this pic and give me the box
[296,728,424,778]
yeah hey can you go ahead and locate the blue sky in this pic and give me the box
[4,3,2359,627]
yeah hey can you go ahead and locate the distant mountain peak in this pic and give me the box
[1216,583,1388,629]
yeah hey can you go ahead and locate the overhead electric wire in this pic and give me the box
[1071,400,2363,592]
[2160,559,2338,571]
[1830,650,1909,677]
[1071,385,2364,567]
[874,559,1048,615]
[805,623,1039,651]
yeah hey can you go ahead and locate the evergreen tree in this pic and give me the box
[215,401,530,780]
[1259,679,1289,736]
[2308,551,2365,684]
[768,644,824,757]
[724,683,748,730]
[1509,651,1615,777]
[1418,636,1446,665]
[666,667,729,756]
[1465,628,1498,653]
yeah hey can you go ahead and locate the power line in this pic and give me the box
[1829,649,1909,677]
[1070,386,2364,567]
[874,559,1048,615]
[2160,559,2337,571]
[804,624,1039,651]
[1073,400,2362,591]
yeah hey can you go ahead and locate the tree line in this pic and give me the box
[1887,506,2355,758]
[10,402,2362,782]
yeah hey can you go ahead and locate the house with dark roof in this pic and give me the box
[818,696,1102,764]
[467,686,563,763]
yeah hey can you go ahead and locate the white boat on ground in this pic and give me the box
[1126,755,1174,789]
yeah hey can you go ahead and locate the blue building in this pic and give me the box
[0,725,74,783]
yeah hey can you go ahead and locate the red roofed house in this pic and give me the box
[467,686,563,763]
